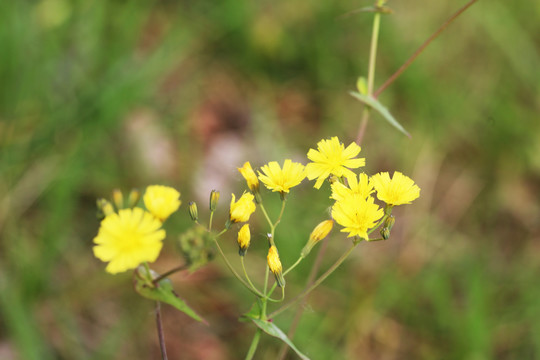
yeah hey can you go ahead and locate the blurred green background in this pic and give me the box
[1,0,539,359]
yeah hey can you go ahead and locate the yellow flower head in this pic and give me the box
[258,159,306,194]
[238,162,260,193]
[331,195,384,239]
[143,185,181,221]
[331,173,374,201]
[301,220,334,257]
[229,192,256,223]
[237,224,251,256]
[267,245,285,287]
[370,171,420,206]
[305,137,366,189]
[93,208,166,274]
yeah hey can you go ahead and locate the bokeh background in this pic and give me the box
[1,0,539,359]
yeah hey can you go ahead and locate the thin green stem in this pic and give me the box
[213,238,265,297]
[277,237,330,360]
[241,256,264,296]
[373,0,479,98]
[356,6,382,144]
[283,256,303,276]
[245,328,262,360]
[274,198,287,228]
[152,264,189,285]
[366,13,381,95]
[268,242,358,319]
[258,202,274,231]
[209,211,214,231]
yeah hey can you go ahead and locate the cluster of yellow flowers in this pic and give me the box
[93,185,181,274]
[92,136,420,281]
[233,136,420,284]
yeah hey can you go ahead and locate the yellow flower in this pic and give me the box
[143,185,181,221]
[331,195,383,239]
[301,220,334,257]
[305,137,365,189]
[331,173,374,201]
[267,245,285,287]
[93,208,166,274]
[237,224,251,256]
[229,192,256,223]
[370,171,420,205]
[238,162,260,194]
[258,159,306,194]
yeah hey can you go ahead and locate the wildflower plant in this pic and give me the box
[88,0,482,357]
[91,139,420,358]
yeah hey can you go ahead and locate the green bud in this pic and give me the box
[384,215,395,231]
[112,189,124,209]
[127,189,141,208]
[188,201,198,222]
[97,198,115,218]
[209,190,220,212]
[380,227,390,240]
[356,76,368,95]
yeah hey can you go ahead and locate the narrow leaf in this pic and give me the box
[350,91,411,137]
[248,317,310,360]
[133,267,205,323]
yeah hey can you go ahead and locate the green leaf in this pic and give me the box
[244,315,310,360]
[349,91,411,138]
[133,266,205,323]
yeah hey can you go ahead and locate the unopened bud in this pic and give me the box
[188,201,198,222]
[356,76,368,95]
[97,198,115,217]
[209,190,220,212]
[112,189,124,209]
[380,227,390,240]
[127,189,141,208]
[237,224,250,256]
[301,220,334,257]
[267,245,285,287]
[238,162,260,195]
[383,215,395,231]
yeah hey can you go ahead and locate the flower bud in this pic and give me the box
[188,201,198,222]
[380,227,390,240]
[383,215,395,231]
[356,76,368,95]
[112,189,124,209]
[127,189,141,208]
[237,224,251,256]
[209,190,220,212]
[301,220,333,258]
[238,162,260,191]
[267,245,285,287]
[96,198,115,217]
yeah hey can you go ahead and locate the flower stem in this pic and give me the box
[245,328,262,360]
[283,256,303,276]
[213,238,265,297]
[155,301,168,360]
[268,242,358,319]
[209,211,214,231]
[241,256,264,296]
[356,3,383,145]
[152,264,189,286]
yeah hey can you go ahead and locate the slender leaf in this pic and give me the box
[246,316,310,360]
[350,91,411,137]
[133,267,205,323]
